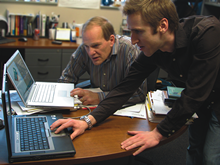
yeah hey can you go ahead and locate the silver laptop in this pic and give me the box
[1,64,76,163]
[5,50,74,108]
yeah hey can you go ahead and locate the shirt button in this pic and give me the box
[211,102,214,104]
[186,118,189,121]
[103,73,106,76]
[172,130,175,133]
[168,134,171,137]
[173,58,176,61]
[103,85,105,87]
[180,74,183,78]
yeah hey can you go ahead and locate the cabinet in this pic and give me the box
[25,48,90,83]
[25,49,62,82]
[201,1,220,18]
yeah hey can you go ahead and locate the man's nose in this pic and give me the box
[131,33,139,45]
[88,47,95,55]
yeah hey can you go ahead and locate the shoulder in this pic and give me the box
[180,15,220,36]
[115,35,140,55]
[73,44,87,57]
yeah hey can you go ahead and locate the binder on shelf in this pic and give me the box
[6,9,10,35]
[10,15,15,36]
[23,16,28,36]
[19,16,24,35]
[15,15,20,36]
[41,14,46,37]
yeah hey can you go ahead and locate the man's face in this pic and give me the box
[83,25,114,65]
[127,13,162,57]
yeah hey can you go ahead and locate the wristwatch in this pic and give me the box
[80,115,93,129]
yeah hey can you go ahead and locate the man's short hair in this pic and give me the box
[82,16,115,41]
[122,0,179,34]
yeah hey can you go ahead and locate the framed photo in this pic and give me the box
[55,28,70,41]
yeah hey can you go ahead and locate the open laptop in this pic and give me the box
[1,65,76,163]
[5,50,75,108]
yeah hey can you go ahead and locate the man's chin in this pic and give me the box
[143,51,153,57]
[92,61,102,65]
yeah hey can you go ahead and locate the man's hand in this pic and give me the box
[121,128,163,156]
[70,88,100,105]
[50,115,97,140]
[50,118,88,140]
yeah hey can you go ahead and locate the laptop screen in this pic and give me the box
[6,50,34,103]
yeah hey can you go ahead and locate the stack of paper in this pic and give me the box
[147,90,171,115]
[146,90,198,124]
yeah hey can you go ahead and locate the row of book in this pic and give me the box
[7,11,52,37]
[9,15,32,36]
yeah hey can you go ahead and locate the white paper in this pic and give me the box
[58,0,100,9]
[114,104,147,119]
[149,90,171,115]
[11,102,44,115]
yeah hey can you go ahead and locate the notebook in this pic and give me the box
[1,65,76,163]
[5,50,75,108]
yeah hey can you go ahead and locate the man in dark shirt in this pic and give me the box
[51,0,220,164]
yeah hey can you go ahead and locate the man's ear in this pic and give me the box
[159,18,169,33]
[109,34,115,47]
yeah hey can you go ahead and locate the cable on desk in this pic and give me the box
[64,105,91,119]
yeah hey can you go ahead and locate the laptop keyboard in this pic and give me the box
[16,117,50,151]
[32,84,56,103]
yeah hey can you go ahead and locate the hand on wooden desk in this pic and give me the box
[50,118,88,140]
[121,127,163,156]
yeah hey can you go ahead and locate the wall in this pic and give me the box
[0,2,124,34]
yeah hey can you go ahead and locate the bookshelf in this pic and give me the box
[6,10,52,38]
[7,12,35,37]
[0,0,57,5]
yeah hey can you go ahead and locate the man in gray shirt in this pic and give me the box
[59,16,147,105]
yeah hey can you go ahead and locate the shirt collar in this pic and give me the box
[175,24,189,49]
[106,35,118,61]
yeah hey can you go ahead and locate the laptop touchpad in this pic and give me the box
[58,90,67,97]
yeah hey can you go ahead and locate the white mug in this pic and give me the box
[49,29,55,40]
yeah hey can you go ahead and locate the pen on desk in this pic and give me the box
[82,106,97,110]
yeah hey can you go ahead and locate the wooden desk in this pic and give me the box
[0,107,187,165]
[0,37,79,49]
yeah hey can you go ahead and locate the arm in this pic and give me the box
[97,79,147,104]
